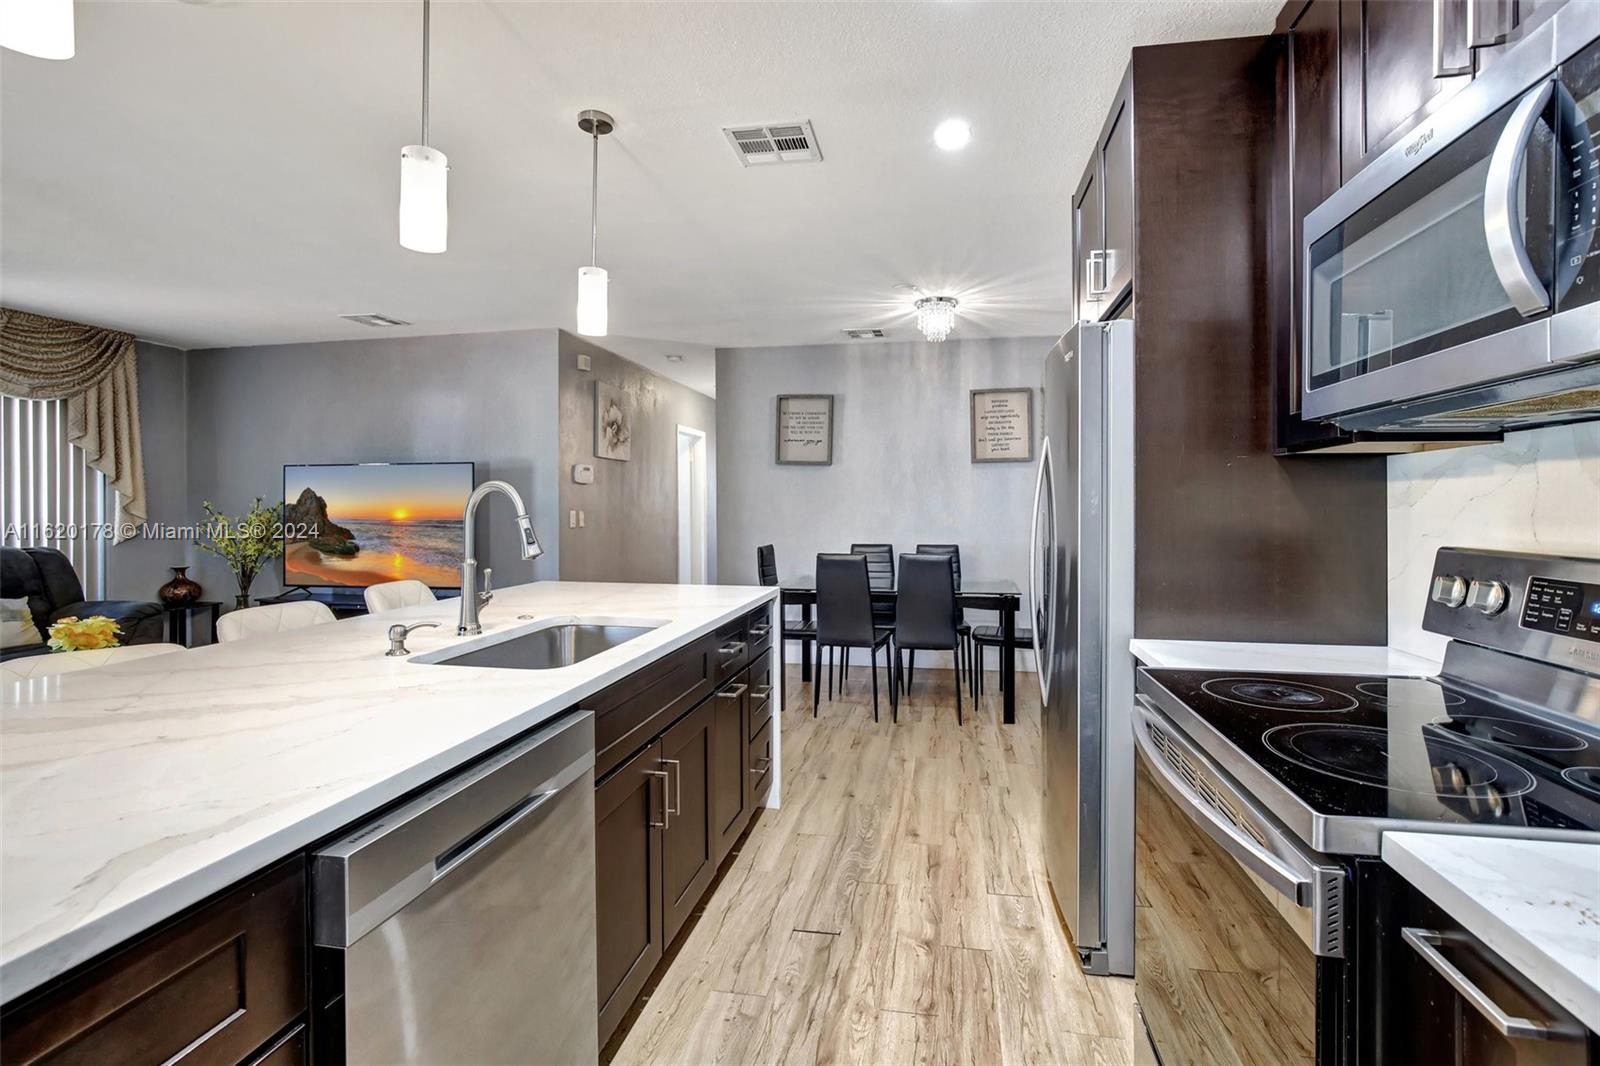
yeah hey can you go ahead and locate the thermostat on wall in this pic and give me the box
[572,463,595,484]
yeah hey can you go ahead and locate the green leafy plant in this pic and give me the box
[195,498,284,608]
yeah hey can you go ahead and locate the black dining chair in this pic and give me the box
[815,553,895,721]
[915,543,971,684]
[847,543,897,677]
[972,624,1034,702]
[894,553,964,724]
[757,544,815,670]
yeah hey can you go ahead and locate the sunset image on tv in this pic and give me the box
[282,463,472,589]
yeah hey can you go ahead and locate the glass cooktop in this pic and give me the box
[1139,669,1600,838]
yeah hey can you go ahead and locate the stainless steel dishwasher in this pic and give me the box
[312,711,597,1065]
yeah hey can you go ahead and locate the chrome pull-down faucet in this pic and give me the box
[459,480,543,636]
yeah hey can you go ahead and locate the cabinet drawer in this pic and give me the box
[747,657,773,741]
[592,634,714,779]
[711,617,749,685]
[745,605,773,659]
[748,719,774,811]
[1,858,306,1066]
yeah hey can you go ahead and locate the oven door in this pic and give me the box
[1133,697,1350,1066]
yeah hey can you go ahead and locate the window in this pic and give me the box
[1,395,109,598]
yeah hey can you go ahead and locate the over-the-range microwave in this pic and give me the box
[1302,3,1600,433]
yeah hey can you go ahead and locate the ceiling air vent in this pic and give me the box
[722,121,822,167]
[339,313,410,328]
[842,328,885,339]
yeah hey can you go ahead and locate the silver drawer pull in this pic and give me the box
[750,759,771,776]
[661,758,681,817]
[750,685,773,702]
[717,683,749,699]
[719,640,747,655]
[748,624,772,638]
[1401,928,1570,1040]
[644,769,670,828]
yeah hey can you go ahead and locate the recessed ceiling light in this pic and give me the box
[664,353,684,363]
[934,118,972,152]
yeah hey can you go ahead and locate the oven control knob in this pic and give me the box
[1431,575,1468,608]
[1466,579,1509,616]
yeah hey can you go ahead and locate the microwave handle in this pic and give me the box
[1484,78,1555,317]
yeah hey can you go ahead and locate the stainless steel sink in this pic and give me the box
[413,616,663,670]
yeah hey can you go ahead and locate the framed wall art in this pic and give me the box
[594,381,632,462]
[970,388,1033,463]
[775,394,834,465]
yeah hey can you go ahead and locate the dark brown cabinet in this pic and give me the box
[0,858,307,1066]
[1072,72,1134,322]
[660,699,717,945]
[595,739,668,1045]
[711,676,752,862]
[594,604,776,1049]
[1339,0,1474,179]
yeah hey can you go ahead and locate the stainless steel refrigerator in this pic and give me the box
[1031,320,1136,977]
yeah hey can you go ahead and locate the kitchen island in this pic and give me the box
[0,580,778,1056]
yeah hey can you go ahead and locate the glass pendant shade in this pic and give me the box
[915,296,958,343]
[399,144,448,254]
[0,0,74,60]
[577,266,609,336]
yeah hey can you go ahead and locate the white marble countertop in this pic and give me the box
[1130,638,1442,676]
[0,580,776,1003]
[1382,832,1600,1033]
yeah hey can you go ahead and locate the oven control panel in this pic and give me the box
[1424,548,1600,669]
[1522,576,1600,643]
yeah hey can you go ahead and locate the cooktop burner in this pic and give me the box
[1200,677,1359,712]
[1138,668,1600,840]
[1263,723,1537,798]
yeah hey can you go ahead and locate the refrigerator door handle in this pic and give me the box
[1029,435,1053,706]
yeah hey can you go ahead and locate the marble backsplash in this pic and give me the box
[1388,422,1600,662]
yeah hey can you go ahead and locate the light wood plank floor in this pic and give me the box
[608,664,1141,1066]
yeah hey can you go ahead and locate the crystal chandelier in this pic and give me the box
[915,296,958,343]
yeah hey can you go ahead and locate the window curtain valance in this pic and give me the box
[0,308,147,537]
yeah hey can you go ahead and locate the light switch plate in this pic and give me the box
[572,463,595,484]
[578,510,586,528]
[568,509,578,528]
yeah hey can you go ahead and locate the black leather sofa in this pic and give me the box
[1,546,166,660]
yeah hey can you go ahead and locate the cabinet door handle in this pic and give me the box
[719,640,747,656]
[717,683,749,699]
[660,758,681,817]
[1433,0,1474,77]
[1085,250,1109,297]
[1401,928,1572,1039]
[645,769,670,829]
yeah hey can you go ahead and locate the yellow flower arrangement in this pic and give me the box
[46,615,122,652]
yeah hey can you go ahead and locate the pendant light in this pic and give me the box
[399,0,447,253]
[0,0,75,60]
[576,109,615,337]
[915,295,959,343]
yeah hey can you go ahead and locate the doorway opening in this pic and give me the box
[676,425,709,584]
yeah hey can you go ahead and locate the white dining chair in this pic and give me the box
[363,580,437,615]
[216,600,336,643]
[1,643,186,682]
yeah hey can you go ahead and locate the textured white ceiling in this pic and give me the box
[0,0,1278,358]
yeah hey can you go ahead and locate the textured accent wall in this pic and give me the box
[1388,423,1600,663]
[557,332,717,583]
[715,336,1049,668]
[184,329,562,600]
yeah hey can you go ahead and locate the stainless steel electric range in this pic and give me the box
[1132,548,1600,1066]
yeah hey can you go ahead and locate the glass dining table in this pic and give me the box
[779,576,1024,724]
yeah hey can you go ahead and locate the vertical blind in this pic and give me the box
[1,395,109,598]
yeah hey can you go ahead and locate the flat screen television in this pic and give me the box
[282,462,475,590]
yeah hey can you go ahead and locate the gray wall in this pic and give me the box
[182,329,561,601]
[717,337,1049,663]
[558,332,717,583]
[106,342,190,600]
